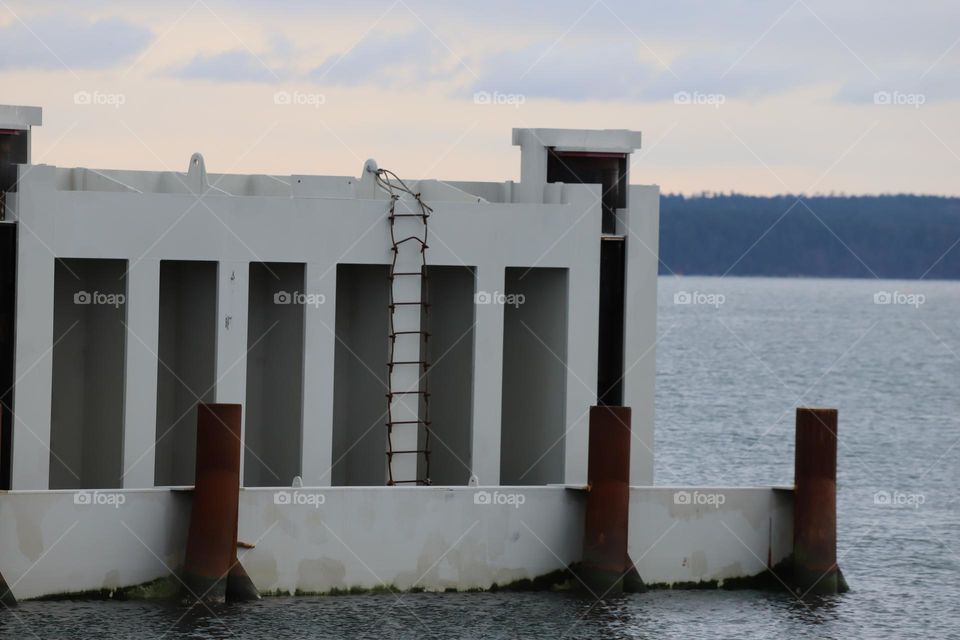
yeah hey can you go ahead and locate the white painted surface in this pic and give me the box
[0,115,802,600]
[622,185,661,485]
[123,259,161,489]
[11,135,647,490]
[0,486,792,599]
[0,489,192,600]
[629,487,793,586]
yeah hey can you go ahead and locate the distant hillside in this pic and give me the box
[658,194,960,279]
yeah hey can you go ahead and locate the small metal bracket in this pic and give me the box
[187,152,208,195]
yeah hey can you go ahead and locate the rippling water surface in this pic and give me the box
[3,276,957,638]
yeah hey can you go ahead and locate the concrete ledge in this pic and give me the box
[0,485,792,599]
[629,487,793,586]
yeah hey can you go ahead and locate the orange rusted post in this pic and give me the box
[182,403,243,603]
[793,407,846,594]
[580,405,633,595]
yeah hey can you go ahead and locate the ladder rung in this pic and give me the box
[389,360,429,367]
[387,479,431,485]
[387,420,431,426]
[390,271,426,277]
[387,391,430,397]
[390,330,430,336]
[387,450,429,455]
[389,213,429,219]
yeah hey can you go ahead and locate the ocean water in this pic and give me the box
[3,276,957,638]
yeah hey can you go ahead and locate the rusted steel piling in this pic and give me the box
[580,405,634,595]
[793,407,846,594]
[182,403,258,602]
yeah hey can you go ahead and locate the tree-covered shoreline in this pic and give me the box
[658,194,960,280]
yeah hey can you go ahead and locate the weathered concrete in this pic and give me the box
[0,486,794,599]
[629,487,793,587]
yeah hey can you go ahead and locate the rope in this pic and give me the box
[377,168,433,486]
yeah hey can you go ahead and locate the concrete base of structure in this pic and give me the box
[0,486,793,600]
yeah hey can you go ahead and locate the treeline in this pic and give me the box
[658,194,960,279]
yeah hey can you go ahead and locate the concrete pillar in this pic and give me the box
[793,407,846,594]
[122,259,161,488]
[621,185,660,486]
[512,130,548,204]
[214,262,249,481]
[10,166,56,489]
[563,184,602,487]
[300,263,336,487]
[470,266,504,485]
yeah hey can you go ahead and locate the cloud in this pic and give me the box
[311,27,465,87]
[0,16,152,70]
[169,49,282,83]
[468,41,821,103]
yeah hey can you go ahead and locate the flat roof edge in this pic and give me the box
[512,127,642,152]
[0,105,42,129]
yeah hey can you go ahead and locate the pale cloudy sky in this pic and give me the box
[2,0,959,195]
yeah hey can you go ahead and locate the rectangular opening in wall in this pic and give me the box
[419,265,475,485]
[598,237,626,405]
[0,130,28,199]
[154,260,217,486]
[500,267,568,485]
[331,264,389,486]
[50,258,128,489]
[0,224,15,489]
[547,150,627,234]
[245,262,306,487]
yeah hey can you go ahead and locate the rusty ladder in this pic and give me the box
[376,169,433,486]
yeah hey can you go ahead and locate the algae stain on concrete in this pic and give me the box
[689,550,708,579]
[102,569,121,591]
[297,558,346,593]
[244,552,280,593]
[11,499,47,561]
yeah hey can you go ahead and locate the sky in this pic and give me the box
[2,0,959,196]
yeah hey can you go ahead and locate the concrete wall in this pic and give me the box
[155,260,217,487]
[331,264,390,486]
[239,486,584,594]
[500,268,569,485]
[422,266,475,485]
[629,487,793,586]
[0,489,191,600]
[245,262,306,487]
[49,258,127,489]
[9,144,647,491]
[0,486,791,599]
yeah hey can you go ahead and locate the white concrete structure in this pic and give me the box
[0,486,793,599]
[0,106,794,599]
